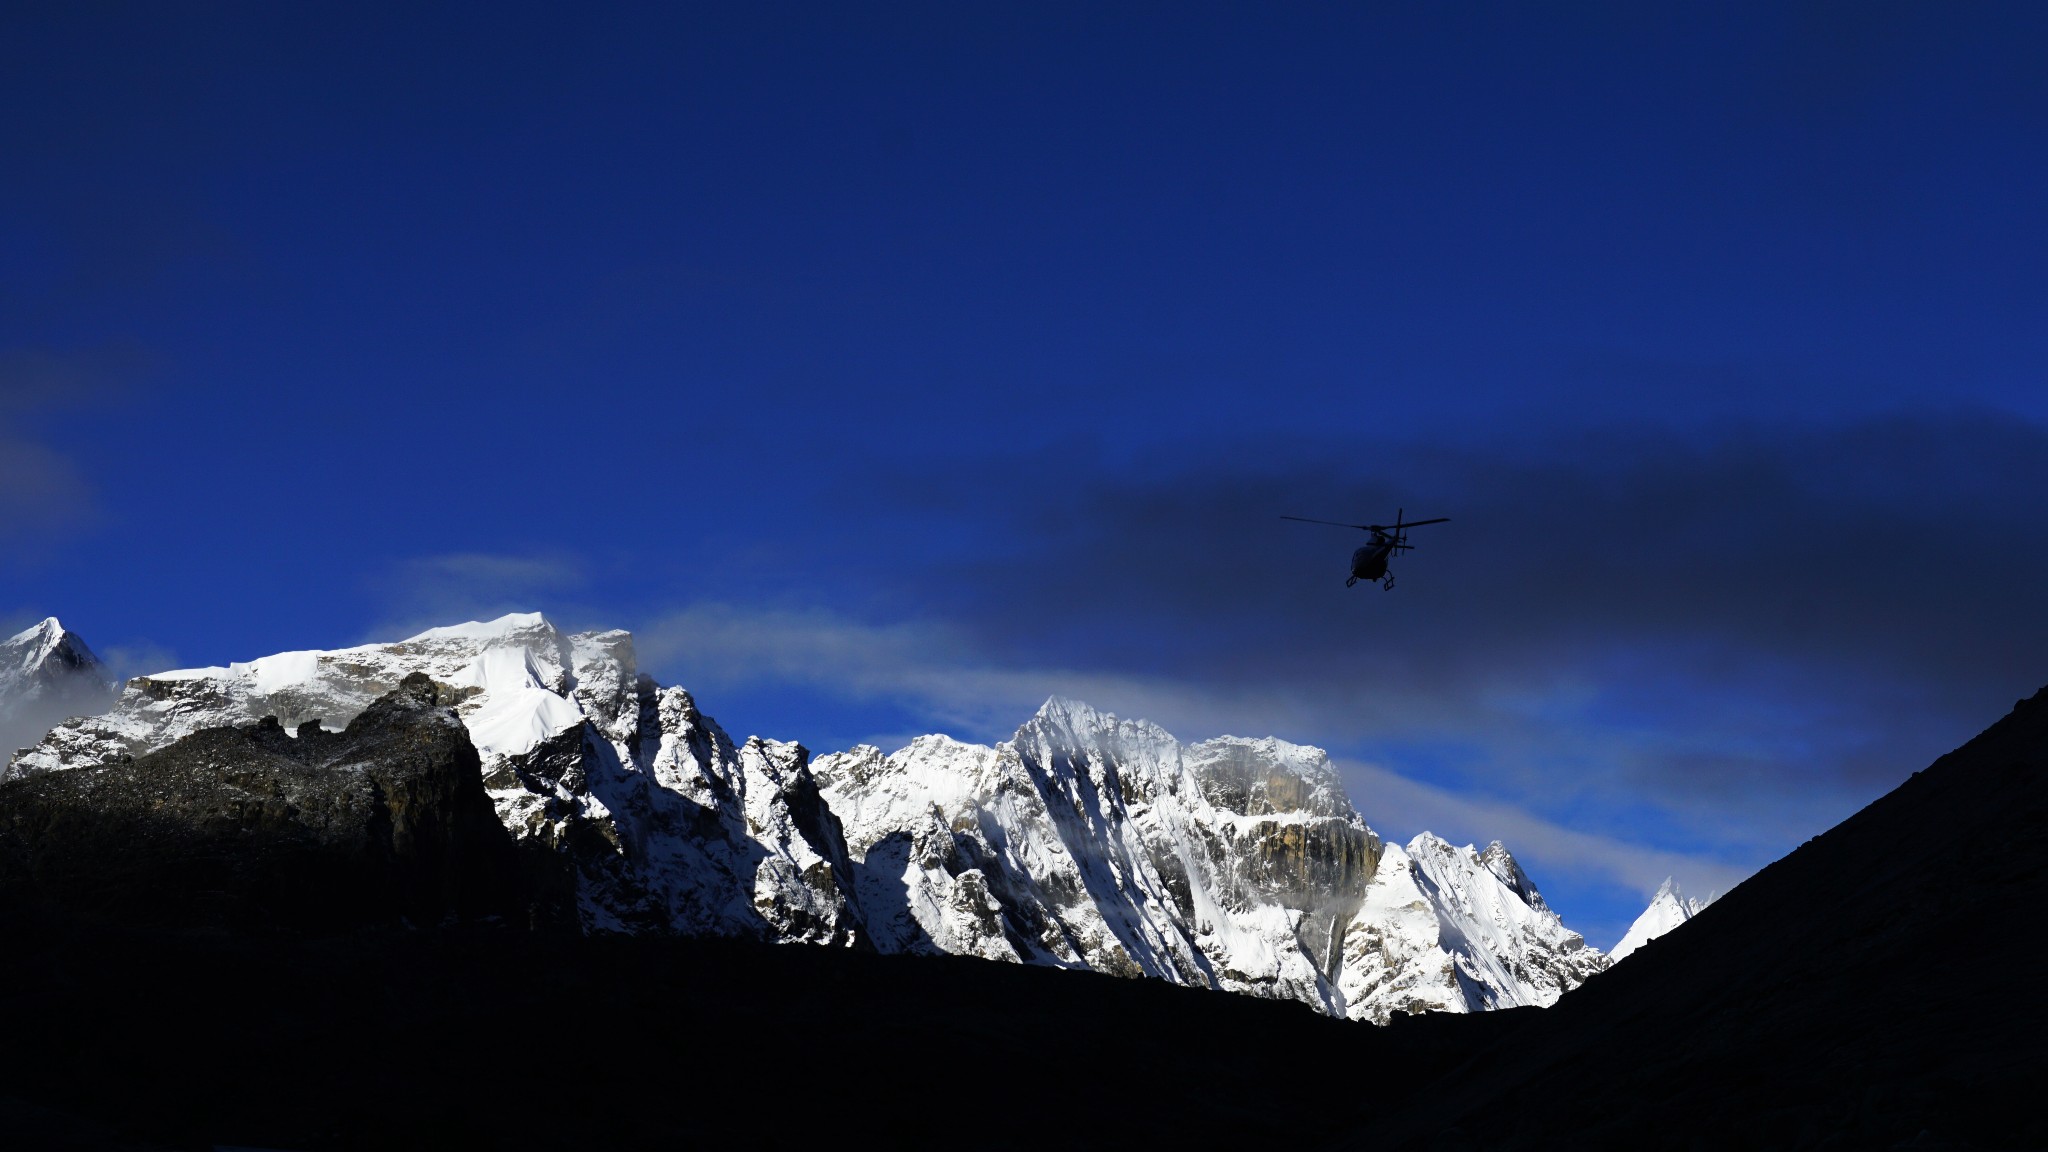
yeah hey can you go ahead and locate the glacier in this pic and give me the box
[4,612,1609,1021]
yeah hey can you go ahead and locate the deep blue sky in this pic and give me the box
[5,3,2046,945]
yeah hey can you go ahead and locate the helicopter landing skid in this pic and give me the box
[1382,574,1395,591]
[1346,576,1359,587]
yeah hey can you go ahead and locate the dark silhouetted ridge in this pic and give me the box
[1346,685,2048,1150]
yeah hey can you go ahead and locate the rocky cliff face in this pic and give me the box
[6,613,1604,1021]
[0,675,540,931]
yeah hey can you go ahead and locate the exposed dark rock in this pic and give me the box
[0,674,564,933]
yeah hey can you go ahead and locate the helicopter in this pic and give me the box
[1281,508,1449,590]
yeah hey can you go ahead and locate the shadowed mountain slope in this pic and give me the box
[1347,684,2048,1151]
[0,674,550,933]
[0,907,1527,1150]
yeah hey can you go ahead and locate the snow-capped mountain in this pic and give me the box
[0,618,115,762]
[814,695,1608,1022]
[1608,876,1714,962]
[5,613,1608,1021]
[7,614,862,944]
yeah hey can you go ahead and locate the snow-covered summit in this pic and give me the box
[2,617,106,694]
[1609,876,1715,962]
[6,613,862,944]
[815,698,1609,1022]
[0,617,116,761]
[12,613,580,774]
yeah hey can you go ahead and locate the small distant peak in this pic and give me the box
[1609,876,1712,962]
[1651,876,1716,917]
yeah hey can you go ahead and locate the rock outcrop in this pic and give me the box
[0,675,542,932]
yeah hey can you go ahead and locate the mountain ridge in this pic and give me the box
[6,612,1606,1022]
[3,614,2039,1147]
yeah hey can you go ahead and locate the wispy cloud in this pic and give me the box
[1334,756,1752,903]
[852,412,2046,838]
[632,600,1748,945]
[0,347,132,562]
[636,603,1215,743]
[624,413,2045,932]
[0,436,91,547]
[97,640,182,682]
[364,552,587,641]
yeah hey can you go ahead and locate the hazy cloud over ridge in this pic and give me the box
[634,412,2047,897]
[908,412,2047,779]
[0,348,133,560]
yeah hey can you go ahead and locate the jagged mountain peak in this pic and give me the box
[6,616,62,650]
[1608,875,1715,962]
[4,617,101,678]
[1031,693,1097,722]
[1029,695,1182,741]
[1,618,117,760]
[1012,696,1186,795]
[1478,838,1549,911]
[1407,829,1455,855]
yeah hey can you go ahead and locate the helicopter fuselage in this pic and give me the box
[1350,542,1392,582]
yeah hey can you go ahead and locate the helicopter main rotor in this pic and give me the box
[1277,514,1451,534]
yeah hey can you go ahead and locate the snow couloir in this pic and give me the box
[6,613,1610,1022]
